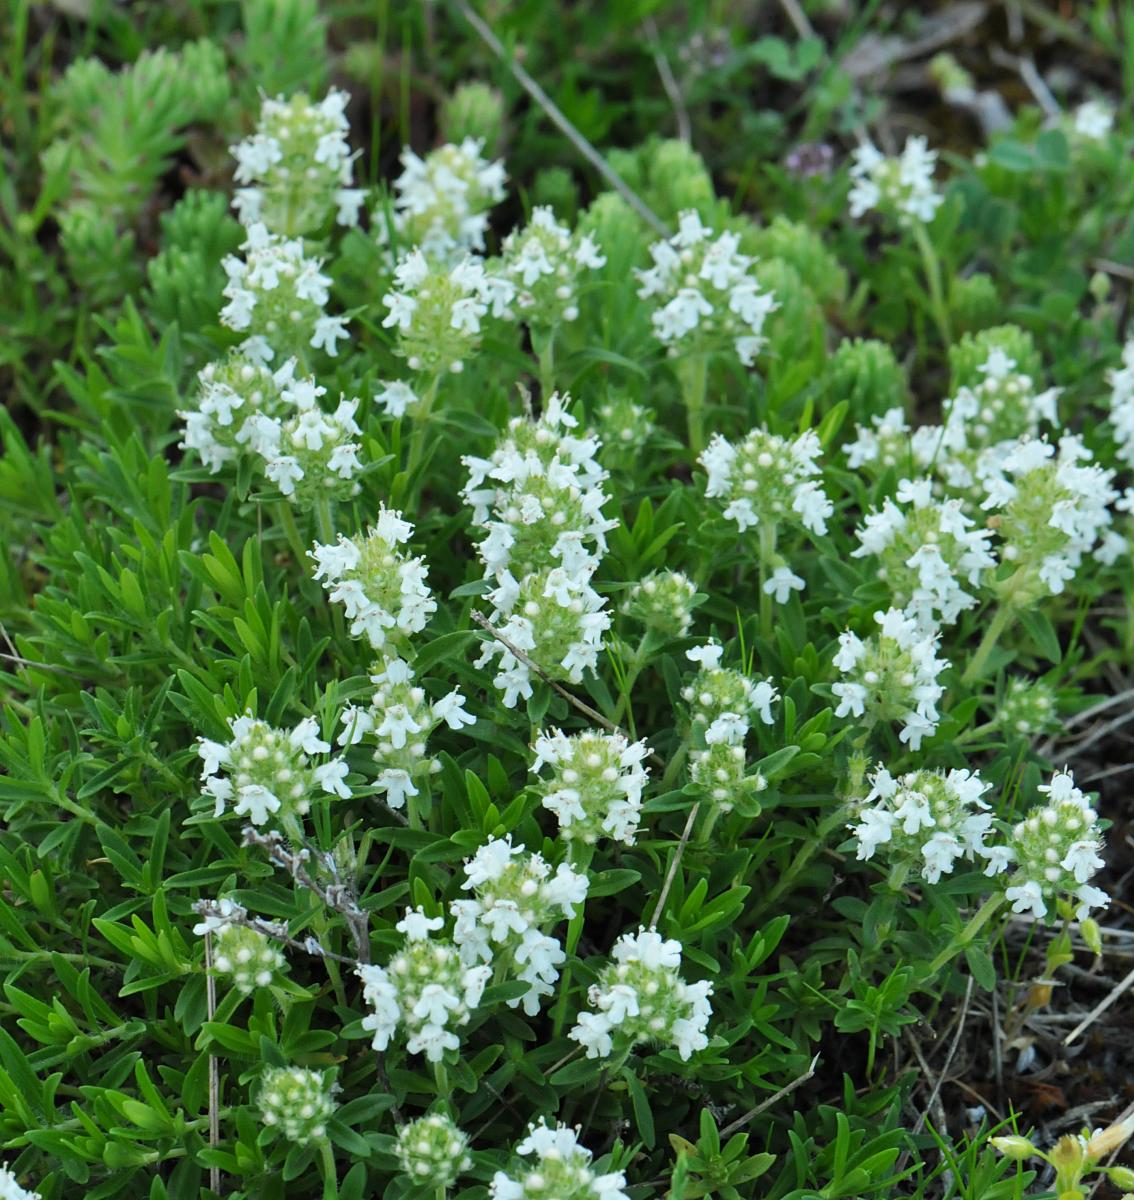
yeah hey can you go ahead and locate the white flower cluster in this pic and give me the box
[490,1120,629,1200]
[917,349,1061,497]
[179,353,294,474]
[981,436,1120,599]
[570,927,712,1062]
[849,765,1003,884]
[848,136,943,225]
[382,249,508,375]
[1107,339,1134,468]
[395,1113,472,1193]
[701,426,833,572]
[452,836,589,1015]
[220,222,349,361]
[530,727,649,847]
[622,570,698,638]
[258,1066,336,1146]
[338,656,475,812]
[192,896,287,995]
[195,712,350,829]
[845,407,923,476]
[211,925,285,995]
[683,644,775,814]
[476,568,611,706]
[179,357,364,503]
[383,137,507,261]
[1004,770,1108,920]
[467,398,615,705]
[231,89,364,234]
[462,394,615,582]
[309,507,436,649]
[257,377,363,501]
[494,206,606,329]
[998,676,1059,737]
[0,1167,40,1200]
[636,210,777,364]
[833,609,949,750]
[683,642,777,733]
[852,477,995,625]
[356,908,490,1062]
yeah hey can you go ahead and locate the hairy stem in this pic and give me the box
[319,1139,339,1200]
[961,603,1017,686]
[912,220,952,349]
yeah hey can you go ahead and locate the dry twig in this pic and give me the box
[470,610,666,768]
[1064,963,1134,1046]
[643,16,690,143]
[648,801,700,930]
[914,977,974,1135]
[718,1054,821,1137]
[446,0,668,236]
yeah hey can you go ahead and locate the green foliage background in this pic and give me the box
[2,1,1134,1198]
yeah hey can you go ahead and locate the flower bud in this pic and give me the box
[395,1113,472,1192]
[1086,1113,1134,1158]
[258,1067,336,1145]
[990,1135,1037,1160]
[1080,918,1103,955]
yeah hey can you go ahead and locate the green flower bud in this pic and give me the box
[213,925,285,995]
[1080,917,1103,955]
[997,677,1060,738]
[258,1067,336,1146]
[990,1135,1037,1160]
[622,570,697,638]
[395,1113,472,1192]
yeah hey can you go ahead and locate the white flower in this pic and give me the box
[1006,880,1046,919]
[313,758,351,799]
[1073,99,1114,141]
[377,768,418,810]
[375,380,418,418]
[233,784,282,825]
[764,565,805,603]
[849,136,943,225]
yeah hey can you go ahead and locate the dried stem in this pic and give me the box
[241,827,371,964]
[470,610,665,768]
[446,0,667,236]
[204,930,221,1195]
[718,1053,821,1137]
[648,801,700,930]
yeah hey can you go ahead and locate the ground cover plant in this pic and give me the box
[3,1,1134,1197]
